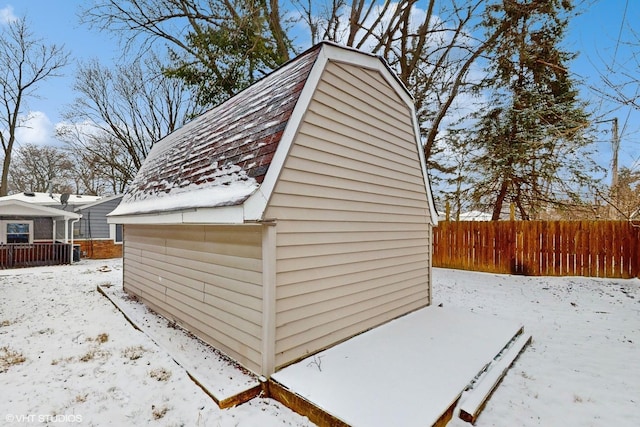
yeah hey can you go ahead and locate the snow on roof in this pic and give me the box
[0,199,81,220]
[1,192,102,206]
[439,210,493,221]
[73,194,123,211]
[458,210,493,221]
[111,44,322,217]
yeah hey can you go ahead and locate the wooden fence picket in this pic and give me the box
[432,220,640,279]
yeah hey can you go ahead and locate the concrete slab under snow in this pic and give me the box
[271,306,525,426]
[97,284,261,408]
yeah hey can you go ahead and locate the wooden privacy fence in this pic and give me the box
[432,221,640,279]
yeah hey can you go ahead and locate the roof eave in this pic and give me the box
[107,205,245,225]
[74,194,123,211]
[0,200,81,220]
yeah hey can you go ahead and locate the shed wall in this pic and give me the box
[267,61,433,368]
[122,224,264,372]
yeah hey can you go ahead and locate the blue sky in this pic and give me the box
[3,0,639,174]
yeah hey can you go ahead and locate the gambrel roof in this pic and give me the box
[109,42,437,224]
[110,45,321,219]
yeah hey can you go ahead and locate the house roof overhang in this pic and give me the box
[0,192,102,206]
[0,200,81,221]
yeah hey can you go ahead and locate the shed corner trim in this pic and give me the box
[241,49,330,219]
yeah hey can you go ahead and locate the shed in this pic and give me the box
[108,42,438,377]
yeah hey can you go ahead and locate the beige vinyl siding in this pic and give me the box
[122,224,264,372]
[267,61,432,368]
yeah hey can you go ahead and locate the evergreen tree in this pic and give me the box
[83,0,290,109]
[163,0,290,106]
[469,0,597,220]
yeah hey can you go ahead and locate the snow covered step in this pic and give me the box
[458,330,532,424]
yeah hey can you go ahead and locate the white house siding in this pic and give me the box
[122,224,264,373]
[267,61,433,368]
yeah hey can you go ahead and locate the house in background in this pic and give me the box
[73,194,123,259]
[108,42,438,377]
[0,192,123,262]
[0,198,81,268]
[438,210,493,222]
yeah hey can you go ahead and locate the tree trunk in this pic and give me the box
[492,179,509,220]
[1,146,12,196]
[267,0,290,63]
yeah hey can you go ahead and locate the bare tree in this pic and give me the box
[58,54,197,183]
[81,0,596,198]
[81,0,518,173]
[0,17,69,195]
[61,127,135,196]
[591,10,640,112]
[616,167,640,218]
[290,0,348,44]
[81,0,290,106]
[593,167,640,220]
[292,0,513,171]
[8,144,74,194]
[82,0,289,60]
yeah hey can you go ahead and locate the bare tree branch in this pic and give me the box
[58,55,197,189]
[0,16,69,196]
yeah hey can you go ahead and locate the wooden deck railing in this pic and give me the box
[433,220,640,279]
[0,243,73,269]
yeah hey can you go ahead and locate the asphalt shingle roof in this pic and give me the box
[118,44,322,213]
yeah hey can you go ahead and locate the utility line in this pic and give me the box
[612,0,629,66]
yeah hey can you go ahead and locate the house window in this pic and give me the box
[2,221,33,244]
[110,223,123,244]
[115,224,123,243]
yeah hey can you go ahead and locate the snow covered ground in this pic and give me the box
[435,268,640,427]
[0,259,312,427]
[272,306,525,427]
[1,259,638,426]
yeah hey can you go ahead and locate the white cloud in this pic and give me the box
[14,111,56,146]
[0,5,17,24]
[55,119,105,141]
